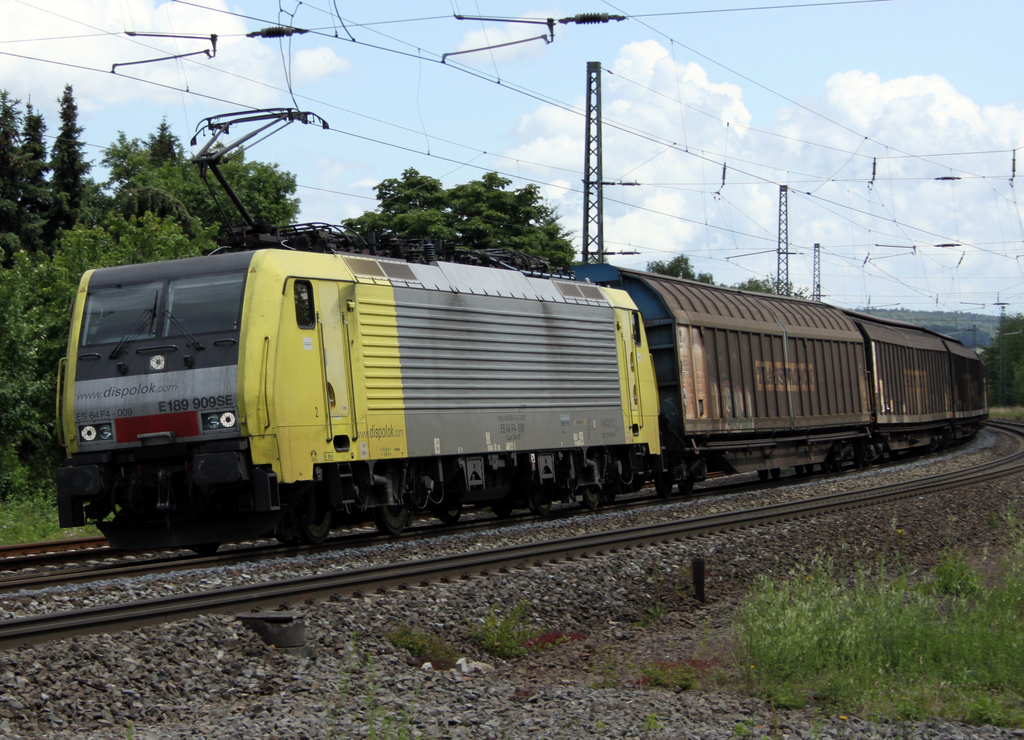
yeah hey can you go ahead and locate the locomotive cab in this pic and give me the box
[55,252,274,549]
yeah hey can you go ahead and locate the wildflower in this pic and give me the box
[839,716,848,721]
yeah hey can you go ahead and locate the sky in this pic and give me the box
[2,0,1024,322]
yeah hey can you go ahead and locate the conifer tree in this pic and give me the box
[19,103,50,255]
[0,91,23,266]
[47,84,90,242]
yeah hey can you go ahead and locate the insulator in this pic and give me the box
[423,242,436,263]
[572,13,610,24]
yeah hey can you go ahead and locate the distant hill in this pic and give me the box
[852,308,996,349]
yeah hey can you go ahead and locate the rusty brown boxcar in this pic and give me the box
[574,264,987,494]
[844,311,986,452]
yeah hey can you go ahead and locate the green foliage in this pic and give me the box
[732,276,774,293]
[471,599,541,660]
[0,214,216,501]
[0,488,100,544]
[923,549,983,599]
[346,168,575,268]
[101,125,299,233]
[386,624,460,670]
[638,660,698,691]
[646,254,714,283]
[733,539,1024,727]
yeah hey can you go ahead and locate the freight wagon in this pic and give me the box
[574,265,987,495]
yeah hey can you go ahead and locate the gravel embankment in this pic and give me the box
[2,429,1023,739]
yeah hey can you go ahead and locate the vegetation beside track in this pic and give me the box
[989,406,1024,421]
[731,504,1024,727]
[0,489,99,545]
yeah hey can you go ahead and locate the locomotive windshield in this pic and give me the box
[162,273,245,336]
[81,272,246,347]
[80,282,161,346]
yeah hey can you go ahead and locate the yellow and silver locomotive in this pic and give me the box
[55,248,662,551]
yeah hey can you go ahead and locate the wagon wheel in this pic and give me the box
[373,504,410,536]
[433,505,462,525]
[190,542,220,557]
[580,485,601,510]
[528,486,553,516]
[770,467,782,480]
[757,469,769,482]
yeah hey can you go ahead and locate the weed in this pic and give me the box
[594,719,608,734]
[640,713,662,732]
[125,720,135,740]
[471,599,540,660]
[386,624,459,670]
[732,718,755,737]
[923,549,982,599]
[637,660,699,690]
[635,605,667,628]
[521,629,585,649]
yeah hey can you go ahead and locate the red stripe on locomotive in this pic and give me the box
[115,411,199,442]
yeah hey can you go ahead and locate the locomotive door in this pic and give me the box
[621,309,645,434]
[314,282,351,445]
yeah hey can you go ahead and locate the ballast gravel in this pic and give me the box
[1,429,1023,739]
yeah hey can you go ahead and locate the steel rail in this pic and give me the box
[1,422,1019,649]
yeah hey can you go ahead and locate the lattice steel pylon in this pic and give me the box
[812,243,821,301]
[582,61,603,264]
[776,185,789,295]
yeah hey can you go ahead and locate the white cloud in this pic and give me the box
[501,39,1024,309]
[290,46,352,86]
[0,0,350,115]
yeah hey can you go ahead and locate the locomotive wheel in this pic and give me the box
[678,477,695,498]
[580,485,600,510]
[655,473,674,499]
[433,505,462,524]
[301,509,333,545]
[373,505,410,536]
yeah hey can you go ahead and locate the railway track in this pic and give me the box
[0,440,952,590]
[0,422,1018,650]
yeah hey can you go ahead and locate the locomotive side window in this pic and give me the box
[294,280,315,328]
[632,311,643,346]
[163,273,245,336]
[81,282,161,346]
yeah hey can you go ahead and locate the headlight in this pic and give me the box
[79,423,113,443]
[202,411,237,431]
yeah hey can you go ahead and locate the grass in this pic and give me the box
[732,517,1024,726]
[470,599,586,661]
[471,599,541,660]
[987,406,1024,420]
[386,624,460,670]
[0,489,101,546]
